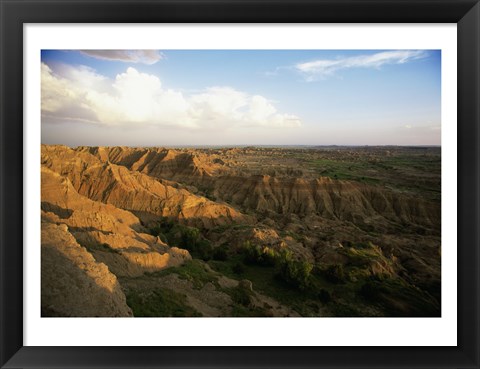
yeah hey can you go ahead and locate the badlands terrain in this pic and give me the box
[41,144,441,317]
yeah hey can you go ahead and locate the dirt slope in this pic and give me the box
[41,221,133,317]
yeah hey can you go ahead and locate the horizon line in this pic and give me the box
[41,143,442,148]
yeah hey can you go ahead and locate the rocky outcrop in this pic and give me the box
[41,222,133,317]
[41,166,144,236]
[41,167,192,277]
[42,145,247,228]
[212,175,440,228]
[90,247,191,278]
[77,146,228,180]
[78,146,440,230]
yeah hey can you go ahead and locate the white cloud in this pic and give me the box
[79,50,164,65]
[41,63,301,129]
[189,87,248,125]
[295,50,428,80]
[41,63,100,123]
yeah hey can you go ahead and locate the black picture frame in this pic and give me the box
[1,0,479,368]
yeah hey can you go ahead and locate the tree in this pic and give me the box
[277,253,313,290]
[180,227,200,249]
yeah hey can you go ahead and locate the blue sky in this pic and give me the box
[41,49,441,146]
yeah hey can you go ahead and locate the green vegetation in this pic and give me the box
[149,219,213,260]
[128,258,274,317]
[148,259,219,289]
[240,241,313,289]
[126,288,202,317]
[305,150,441,201]
[339,244,381,266]
[207,238,438,316]
[242,241,277,266]
[137,146,440,317]
[309,158,381,185]
[208,246,327,316]
[276,252,313,290]
[209,256,306,315]
[146,221,439,317]
[359,276,440,317]
[226,284,252,307]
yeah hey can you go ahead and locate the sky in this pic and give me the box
[41,49,441,147]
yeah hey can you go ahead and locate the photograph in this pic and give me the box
[40,49,442,318]
[2,0,479,366]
